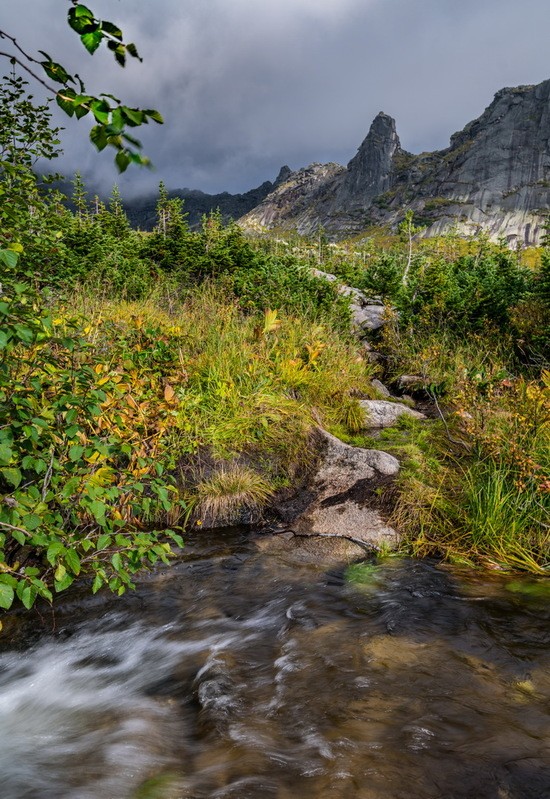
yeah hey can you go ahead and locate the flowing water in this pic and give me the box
[1,529,550,799]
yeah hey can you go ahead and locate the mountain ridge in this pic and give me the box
[239,78,550,245]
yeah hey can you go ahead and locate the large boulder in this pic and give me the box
[277,430,400,550]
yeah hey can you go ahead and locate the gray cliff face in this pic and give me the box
[338,112,401,208]
[240,79,550,245]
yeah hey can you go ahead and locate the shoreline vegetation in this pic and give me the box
[1,80,549,613]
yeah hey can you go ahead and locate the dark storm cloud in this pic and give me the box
[3,0,550,196]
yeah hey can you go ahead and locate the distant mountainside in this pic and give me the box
[123,167,292,230]
[239,79,550,246]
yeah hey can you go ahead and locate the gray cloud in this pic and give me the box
[3,0,550,196]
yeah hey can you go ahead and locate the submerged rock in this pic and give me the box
[255,532,368,566]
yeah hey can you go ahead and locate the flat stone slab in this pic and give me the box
[359,400,426,428]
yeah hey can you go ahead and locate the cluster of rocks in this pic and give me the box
[258,271,430,564]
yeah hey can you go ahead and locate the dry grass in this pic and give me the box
[194,465,274,527]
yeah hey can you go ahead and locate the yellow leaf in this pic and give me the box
[89,467,115,487]
[263,309,281,335]
[164,384,177,403]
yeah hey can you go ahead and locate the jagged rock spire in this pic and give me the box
[274,165,293,187]
[342,112,401,204]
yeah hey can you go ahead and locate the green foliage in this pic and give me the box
[0,272,186,610]
[0,71,70,275]
[399,249,532,333]
[0,4,162,169]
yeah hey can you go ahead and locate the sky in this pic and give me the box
[3,0,550,196]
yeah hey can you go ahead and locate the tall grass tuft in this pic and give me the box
[195,466,274,527]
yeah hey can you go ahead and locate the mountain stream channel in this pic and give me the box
[1,527,550,799]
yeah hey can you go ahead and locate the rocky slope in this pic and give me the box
[240,79,550,245]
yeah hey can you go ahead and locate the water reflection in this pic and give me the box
[0,532,549,798]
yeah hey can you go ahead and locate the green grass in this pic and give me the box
[72,282,377,518]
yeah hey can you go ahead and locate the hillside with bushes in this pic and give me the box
[1,72,549,613]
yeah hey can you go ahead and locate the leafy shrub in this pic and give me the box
[0,273,186,611]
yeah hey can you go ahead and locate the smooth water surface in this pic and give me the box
[1,530,550,799]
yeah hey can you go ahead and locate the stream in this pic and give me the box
[1,529,550,799]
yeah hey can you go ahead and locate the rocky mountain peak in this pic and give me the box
[239,78,550,245]
[341,111,401,206]
[274,165,293,187]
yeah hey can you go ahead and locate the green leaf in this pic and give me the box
[56,89,77,117]
[0,444,13,466]
[0,582,14,610]
[47,542,65,565]
[126,43,141,61]
[23,567,39,577]
[21,513,41,531]
[13,325,34,344]
[41,60,72,85]
[81,30,104,55]
[33,581,53,603]
[90,125,108,151]
[145,109,164,124]
[74,104,89,120]
[89,500,106,522]
[97,534,112,550]
[54,563,66,582]
[11,530,26,547]
[107,41,127,66]
[18,583,36,610]
[92,574,103,594]
[111,552,122,572]
[167,531,184,548]
[90,99,111,124]
[121,106,144,126]
[115,151,131,173]
[64,549,81,576]
[101,21,123,40]
[68,4,95,32]
[74,4,94,17]
[0,249,19,268]
[54,573,74,593]
[69,445,85,462]
[0,467,21,488]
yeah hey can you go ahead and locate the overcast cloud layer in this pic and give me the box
[3,0,550,195]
